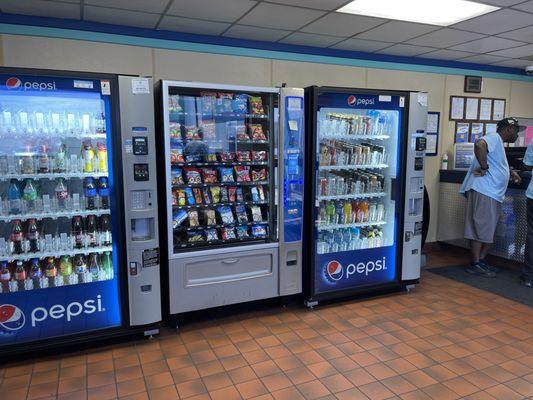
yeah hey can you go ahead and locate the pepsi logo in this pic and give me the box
[6,77,22,90]
[0,304,25,332]
[347,95,356,106]
[325,260,343,282]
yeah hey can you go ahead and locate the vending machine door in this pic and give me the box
[0,71,125,349]
[304,87,408,303]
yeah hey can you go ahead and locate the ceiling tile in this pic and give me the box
[238,2,326,30]
[476,0,525,5]
[491,58,533,68]
[167,0,256,23]
[223,24,291,42]
[0,0,80,19]
[451,9,533,35]
[406,28,486,48]
[279,32,342,47]
[84,5,159,28]
[301,13,385,37]
[512,1,533,12]
[489,43,533,57]
[85,0,167,13]
[456,54,509,64]
[158,15,231,35]
[331,38,392,52]
[418,49,476,60]
[379,44,436,57]
[498,25,533,42]
[266,0,349,10]
[356,21,439,43]
[451,36,526,52]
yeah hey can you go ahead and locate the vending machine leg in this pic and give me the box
[305,300,319,309]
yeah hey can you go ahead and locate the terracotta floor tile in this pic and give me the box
[2,387,29,400]
[260,373,292,392]
[285,367,315,385]
[499,359,531,377]
[442,377,479,397]
[296,350,325,365]
[60,365,87,379]
[308,361,338,379]
[148,384,180,400]
[196,360,225,378]
[421,383,460,400]
[460,392,497,400]
[381,375,417,395]
[114,354,140,370]
[504,377,533,397]
[243,350,270,365]
[463,370,498,390]
[138,350,163,364]
[271,386,305,400]
[202,371,233,392]
[87,383,117,400]
[145,371,174,390]
[209,385,243,400]
[387,358,418,375]
[115,365,143,383]
[117,377,146,397]
[343,368,376,387]
[358,381,394,400]
[229,366,258,385]
[334,386,370,399]
[399,389,432,400]
[422,365,457,382]
[87,372,115,389]
[365,362,398,380]
[251,360,282,378]
[349,351,380,367]
[141,359,169,377]
[33,360,59,373]
[481,365,516,383]
[485,384,523,400]
[273,355,304,372]
[27,381,58,400]
[404,353,435,369]
[57,389,88,400]
[319,373,354,393]
[171,365,200,384]
[296,379,331,400]
[1,373,31,389]
[463,355,493,371]
[176,378,208,398]
[236,378,269,399]
[58,376,86,394]
[402,370,438,389]
[5,364,34,378]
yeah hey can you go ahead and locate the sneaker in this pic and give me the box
[466,263,496,278]
[479,259,500,273]
[520,276,533,288]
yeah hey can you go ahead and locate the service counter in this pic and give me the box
[438,169,531,262]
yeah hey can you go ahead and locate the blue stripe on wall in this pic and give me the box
[0,12,532,83]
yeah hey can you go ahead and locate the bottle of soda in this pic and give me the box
[81,141,95,173]
[101,251,112,279]
[0,261,11,292]
[21,151,34,174]
[26,218,40,253]
[98,177,110,209]
[86,215,97,247]
[72,216,84,249]
[8,179,22,215]
[54,142,67,173]
[100,215,112,246]
[55,178,69,211]
[29,258,42,287]
[96,142,108,173]
[59,255,72,282]
[74,254,87,282]
[14,261,26,290]
[85,178,97,210]
[11,219,24,254]
[38,144,50,173]
[88,253,100,281]
[44,257,57,286]
[23,178,38,212]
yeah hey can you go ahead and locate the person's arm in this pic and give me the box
[473,139,488,176]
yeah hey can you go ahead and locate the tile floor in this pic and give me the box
[1,248,532,400]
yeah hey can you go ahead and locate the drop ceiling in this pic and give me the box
[1,0,533,70]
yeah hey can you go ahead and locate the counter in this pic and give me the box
[438,169,531,262]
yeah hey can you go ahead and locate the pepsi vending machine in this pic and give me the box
[303,87,427,306]
[0,68,161,357]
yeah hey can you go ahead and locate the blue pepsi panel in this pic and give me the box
[0,74,122,344]
[313,91,404,294]
[283,96,304,243]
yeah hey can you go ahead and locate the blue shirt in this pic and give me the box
[524,141,533,199]
[459,133,510,203]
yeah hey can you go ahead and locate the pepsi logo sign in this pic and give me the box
[5,77,56,91]
[322,257,388,285]
[0,304,25,332]
[6,77,22,90]
[347,95,375,107]
[325,260,344,282]
[347,95,356,106]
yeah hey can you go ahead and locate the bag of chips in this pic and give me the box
[249,96,265,115]
[252,151,267,162]
[210,186,221,204]
[251,187,259,202]
[219,167,235,182]
[236,226,250,239]
[171,168,184,185]
[251,206,263,222]
[252,168,267,182]
[228,187,237,202]
[205,228,218,242]
[257,186,266,201]
[236,188,244,202]
[200,92,217,115]
[184,188,195,205]
[202,168,218,184]
[235,205,248,224]
[218,206,234,224]
[168,95,182,114]
[236,123,250,141]
[232,94,248,113]
[236,151,251,162]
[203,188,212,204]
[204,209,216,226]
[185,168,202,184]
[170,144,185,164]
[193,188,203,204]
[177,189,186,206]
[217,93,234,114]
[220,187,229,202]
[201,120,216,140]
[187,230,204,243]
[235,166,251,182]
[172,210,188,229]
[204,151,218,163]
[250,124,267,141]
[184,126,201,140]
[169,122,181,138]
[219,152,235,162]
[188,210,199,227]
[252,225,268,238]
[221,227,236,240]
[171,190,179,206]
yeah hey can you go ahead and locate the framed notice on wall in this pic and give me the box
[450,96,465,120]
[492,99,506,120]
[465,97,479,120]
[479,98,492,121]
[426,112,440,156]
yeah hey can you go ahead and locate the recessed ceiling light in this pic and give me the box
[337,0,499,26]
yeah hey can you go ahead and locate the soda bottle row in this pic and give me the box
[319,139,386,167]
[319,111,392,137]
[317,228,384,254]
[2,177,110,215]
[0,252,113,293]
[319,170,384,197]
[2,214,112,256]
[317,200,385,226]
[0,109,106,136]
[0,140,108,175]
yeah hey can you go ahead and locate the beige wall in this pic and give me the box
[2,34,533,242]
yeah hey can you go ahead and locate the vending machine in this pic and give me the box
[303,87,427,306]
[0,69,161,357]
[157,81,304,325]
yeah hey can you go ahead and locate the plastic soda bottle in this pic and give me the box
[88,253,100,281]
[45,257,57,286]
[23,179,38,212]
[8,179,22,215]
[26,218,40,253]
[38,144,50,173]
[98,177,110,209]
[85,178,97,210]
[96,142,108,173]
[10,219,24,254]
[0,261,11,292]
[59,255,72,278]
[54,142,67,173]
[81,141,95,173]
[101,251,112,278]
[55,178,69,210]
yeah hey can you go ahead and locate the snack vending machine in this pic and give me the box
[157,81,304,324]
[303,87,427,306]
[0,69,161,357]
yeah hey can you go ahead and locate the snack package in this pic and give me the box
[200,92,217,115]
[217,206,234,224]
[171,168,184,185]
[193,188,203,204]
[250,124,267,141]
[232,94,248,113]
[171,190,179,206]
[204,151,218,163]
[170,144,185,164]
[185,168,202,184]
[220,187,229,203]
[204,209,216,226]
[252,225,268,238]
[168,95,182,114]
[252,151,267,162]
[235,205,248,224]
[169,122,181,139]
[188,210,199,227]
[205,228,218,242]
[185,126,202,141]
[251,187,259,202]
[202,168,218,184]
[177,189,186,206]
[217,93,234,114]
[219,167,234,183]
[257,186,265,201]
[236,151,251,162]
[185,153,203,163]
[236,123,250,141]
[236,187,244,202]
[236,226,250,239]
[203,188,212,204]
[210,186,221,204]
[184,188,195,205]
[201,120,216,140]
[187,230,204,243]
[228,187,237,202]
[235,166,251,182]
[252,167,267,182]
[249,96,265,115]
[221,226,236,240]
[219,152,235,162]
[251,206,263,222]
[172,210,188,229]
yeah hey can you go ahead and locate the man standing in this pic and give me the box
[460,117,522,277]
[521,132,533,287]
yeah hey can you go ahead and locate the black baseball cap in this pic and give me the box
[497,117,526,132]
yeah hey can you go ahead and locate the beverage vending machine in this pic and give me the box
[0,69,161,357]
[156,82,304,325]
[303,87,427,306]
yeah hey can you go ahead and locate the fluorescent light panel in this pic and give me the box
[337,0,499,26]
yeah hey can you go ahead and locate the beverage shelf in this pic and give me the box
[0,172,108,181]
[173,200,268,210]
[320,134,391,141]
[317,192,386,201]
[0,209,110,222]
[0,245,113,262]
[172,180,268,188]
[316,220,386,231]
[318,164,388,171]
[0,132,107,140]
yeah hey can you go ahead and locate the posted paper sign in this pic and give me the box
[132,78,150,94]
